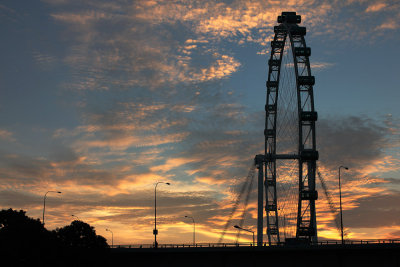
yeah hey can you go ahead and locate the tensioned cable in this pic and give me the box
[235,170,255,243]
[218,162,256,243]
[273,34,299,239]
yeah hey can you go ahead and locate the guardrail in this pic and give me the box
[112,239,400,249]
[315,239,400,245]
[114,243,255,249]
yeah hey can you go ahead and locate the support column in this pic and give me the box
[256,155,264,246]
[309,161,318,244]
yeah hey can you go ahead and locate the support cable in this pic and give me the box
[235,170,255,243]
[218,162,256,243]
[317,170,348,238]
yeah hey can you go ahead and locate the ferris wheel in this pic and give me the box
[262,11,319,245]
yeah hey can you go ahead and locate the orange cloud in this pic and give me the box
[195,176,226,185]
[359,155,400,175]
[366,2,387,12]
[76,132,189,151]
[376,20,399,30]
[151,157,194,173]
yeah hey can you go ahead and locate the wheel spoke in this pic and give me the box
[264,12,319,244]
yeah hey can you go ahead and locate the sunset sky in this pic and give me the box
[1,0,399,245]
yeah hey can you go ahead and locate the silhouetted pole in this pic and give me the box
[185,216,195,246]
[42,191,61,226]
[234,225,255,246]
[154,182,170,248]
[106,228,114,248]
[339,166,348,245]
[283,214,286,241]
[255,155,264,246]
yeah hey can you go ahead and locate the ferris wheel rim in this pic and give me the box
[264,12,318,245]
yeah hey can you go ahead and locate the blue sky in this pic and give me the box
[0,0,399,245]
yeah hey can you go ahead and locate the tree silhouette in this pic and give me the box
[0,208,58,265]
[55,220,109,249]
[0,209,110,265]
[0,208,53,249]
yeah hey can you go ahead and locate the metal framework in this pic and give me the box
[257,12,319,245]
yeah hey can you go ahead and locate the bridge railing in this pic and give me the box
[314,239,400,246]
[112,239,400,249]
[114,242,257,249]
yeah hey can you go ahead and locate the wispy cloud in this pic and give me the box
[375,19,399,30]
[311,62,335,71]
[45,0,400,93]
[366,2,387,13]
[0,129,15,141]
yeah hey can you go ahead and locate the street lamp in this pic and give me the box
[234,225,255,246]
[339,166,349,245]
[154,182,170,248]
[71,214,80,221]
[42,191,62,227]
[106,228,114,248]
[185,216,196,246]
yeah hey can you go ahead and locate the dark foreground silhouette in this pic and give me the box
[0,208,109,266]
[1,208,399,266]
[111,244,400,267]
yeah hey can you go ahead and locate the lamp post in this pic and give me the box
[42,191,62,227]
[71,214,80,221]
[234,225,255,246]
[154,182,170,248]
[106,228,114,248]
[339,166,349,245]
[185,216,195,246]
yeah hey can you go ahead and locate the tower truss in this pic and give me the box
[258,12,319,245]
